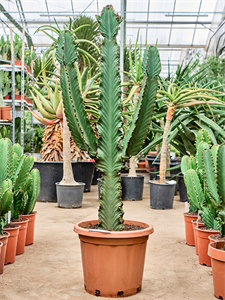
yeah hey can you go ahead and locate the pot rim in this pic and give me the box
[20,211,37,218]
[55,182,85,187]
[208,241,225,261]
[196,227,220,234]
[121,174,145,179]
[149,180,177,186]
[74,219,154,239]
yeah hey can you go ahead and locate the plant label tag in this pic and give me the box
[89,229,111,233]
[185,202,189,213]
[8,211,11,223]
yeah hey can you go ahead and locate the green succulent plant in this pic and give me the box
[0,178,13,234]
[182,130,225,236]
[0,138,40,220]
[0,70,11,106]
[56,5,161,231]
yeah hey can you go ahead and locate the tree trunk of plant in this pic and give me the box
[59,109,78,185]
[159,107,174,183]
[128,90,140,177]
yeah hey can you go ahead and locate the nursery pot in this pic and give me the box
[3,224,20,264]
[178,175,188,202]
[19,212,37,245]
[121,175,144,201]
[0,231,9,274]
[191,220,204,255]
[56,182,85,208]
[208,241,225,300]
[92,168,101,185]
[149,180,176,209]
[196,227,220,266]
[34,161,94,202]
[11,218,28,255]
[74,219,154,298]
[1,106,11,121]
[183,213,198,246]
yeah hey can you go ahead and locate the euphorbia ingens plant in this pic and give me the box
[56,5,161,230]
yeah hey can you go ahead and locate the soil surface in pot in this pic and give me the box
[11,218,26,222]
[4,224,19,229]
[210,234,225,242]
[184,212,198,216]
[83,223,145,231]
[199,227,219,231]
[0,232,8,238]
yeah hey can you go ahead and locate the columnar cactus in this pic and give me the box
[56,5,161,231]
[182,132,225,236]
[0,179,13,234]
[0,138,40,219]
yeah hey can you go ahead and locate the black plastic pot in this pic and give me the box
[55,182,85,208]
[34,161,94,202]
[149,180,176,209]
[97,175,144,201]
[92,168,101,185]
[178,175,189,202]
[147,156,159,180]
[121,175,144,201]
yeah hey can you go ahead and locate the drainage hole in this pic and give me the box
[95,290,101,296]
[117,291,124,296]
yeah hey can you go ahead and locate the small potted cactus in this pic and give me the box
[0,70,11,121]
[0,177,13,273]
[56,5,161,297]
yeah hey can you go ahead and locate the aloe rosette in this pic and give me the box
[56,5,161,231]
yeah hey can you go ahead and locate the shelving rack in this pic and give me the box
[0,29,34,151]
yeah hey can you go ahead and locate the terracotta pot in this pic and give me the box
[3,224,20,264]
[0,231,9,274]
[208,234,225,243]
[11,219,28,255]
[208,241,225,299]
[192,220,204,255]
[0,241,2,255]
[20,212,37,245]
[1,106,11,121]
[3,94,11,100]
[196,227,220,266]
[183,213,198,246]
[74,219,154,297]
[137,162,146,169]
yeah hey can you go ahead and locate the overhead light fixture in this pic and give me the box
[165,14,208,17]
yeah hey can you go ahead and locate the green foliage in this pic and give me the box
[0,70,11,106]
[0,179,13,234]
[71,15,101,74]
[0,138,40,220]
[57,6,161,230]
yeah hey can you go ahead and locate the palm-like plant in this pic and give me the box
[156,81,225,183]
[56,5,161,230]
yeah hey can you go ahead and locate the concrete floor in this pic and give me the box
[0,174,216,300]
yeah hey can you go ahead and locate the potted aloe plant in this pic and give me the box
[149,79,225,210]
[0,70,11,120]
[56,5,161,297]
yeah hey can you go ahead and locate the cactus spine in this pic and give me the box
[57,6,161,230]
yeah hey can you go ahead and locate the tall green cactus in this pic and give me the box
[56,5,161,231]
[20,169,41,215]
[0,179,13,234]
[183,132,225,236]
[0,138,40,219]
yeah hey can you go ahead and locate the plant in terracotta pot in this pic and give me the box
[56,5,160,297]
[0,70,11,120]
[0,138,38,255]
[0,178,13,273]
[183,138,223,266]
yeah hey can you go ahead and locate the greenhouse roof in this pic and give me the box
[0,0,224,75]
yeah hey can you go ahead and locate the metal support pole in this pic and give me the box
[10,28,15,144]
[21,28,25,153]
[120,0,125,84]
